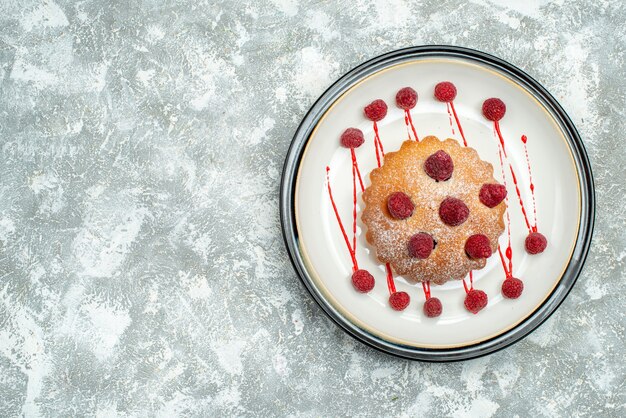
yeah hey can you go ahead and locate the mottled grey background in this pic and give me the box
[0,0,624,416]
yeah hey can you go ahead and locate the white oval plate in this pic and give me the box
[281,46,594,361]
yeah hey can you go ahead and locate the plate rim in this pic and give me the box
[279,45,595,362]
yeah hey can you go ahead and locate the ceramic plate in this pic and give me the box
[280,46,594,361]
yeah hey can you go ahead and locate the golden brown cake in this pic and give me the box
[362,136,506,285]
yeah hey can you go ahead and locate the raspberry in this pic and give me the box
[501,277,524,299]
[423,297,442,317]
[395,87,418,110]
[479,184,507,208]
[389,291,410,311]
[351,269,375,293]
[525,232,547,254]
[408,233,435,259]
[387,192,414,219]
[464,289,488,314]
[465,234,492,259]
[482,98,506,121]
[340,128,365,149]
[424,150,454,181]
[439,197,469,226]
[434,81,457,102]
[364,99,388,122]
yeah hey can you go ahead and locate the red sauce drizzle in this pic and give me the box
[373,121,385,167]
[385,263,396,294]
[454,109,472,293]
[493,123,533,233]
[404,113,411,140]
[497,247,511,278]
[374,138,381,167]
[522,135,538,232]
[350,148,365,192]
[351,162,357,253]
[405,110,419,142]
[450,101,467,147]
[325,167,358,271]
[462,271,474,294]
[494,120,507,157]
[422,281,431,299]
[496,147,514,278]
[508,164,532,232]
[446,102,456,136]
[371,121,396,295]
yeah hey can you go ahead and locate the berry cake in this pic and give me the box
[362,136,506,285]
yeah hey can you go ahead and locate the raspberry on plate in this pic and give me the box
[364,99,388,122]
[389,291,410,311]
[423,297,443,317]
[464,289,488,314]
[434,81,457,102]
[351,269,375,293]
[502,277,524,299]
[525,232,547,254]
[482,98,506,121]
[340,128,365,149]
[396,87,418,110]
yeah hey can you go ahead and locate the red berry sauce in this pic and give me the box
[435,82,466,146]
[396,87,420,142]
[365,100,387,167]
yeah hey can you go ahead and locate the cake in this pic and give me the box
[361,135,506,285]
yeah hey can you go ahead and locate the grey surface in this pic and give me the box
[0,0,624,417]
